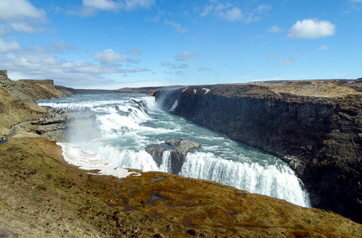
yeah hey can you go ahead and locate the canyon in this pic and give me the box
[0,70,361,237]
[155,80,362,224]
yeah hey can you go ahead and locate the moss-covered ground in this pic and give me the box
[0,137,361,237]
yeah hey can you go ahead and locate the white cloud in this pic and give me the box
[198,66,210,71]
[201,4,214,17]
[350,0,362,3]
[266,54,278,59]
[80,0,120,15]
[52,42,76,54]
[201,2,270,23]
[278,58,294,65]
[287,18,336,39]
[0,39,21,52]
[80,0,155,15]
[0,0,48,34]
[317,44,329,51]
[268,25,284,33]
[129,48,142,56]
[122,0,155,11]
[174,51,198,61]
[83,0,119,10]
[94,49,134,63]
[0,46,150,88]
[0,0,47,23]
[9,22,45,34]
[161,62,188,69]
[218,7,243,22]
[245,4,271,23]
[164,20,188,33]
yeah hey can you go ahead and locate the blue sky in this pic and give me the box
[0,0,361,89]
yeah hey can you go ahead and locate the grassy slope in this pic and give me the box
[0,87,47,135]
[0,137,361,237]
[0,79,362,237]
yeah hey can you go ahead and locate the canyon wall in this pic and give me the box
[155,81,362,223]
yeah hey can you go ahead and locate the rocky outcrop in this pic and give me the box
[145,145,166,166]
[146,139,201,173]
[155,81,362,223]
[0,70,73,135]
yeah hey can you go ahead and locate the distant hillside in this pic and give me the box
[118,85,184,95]
[0,71,71,135]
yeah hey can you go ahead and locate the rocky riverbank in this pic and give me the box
[155,80,362,224]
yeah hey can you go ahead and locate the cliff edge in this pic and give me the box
[155,80,362,223]
[1,74,362,237]
[0,70,71,135]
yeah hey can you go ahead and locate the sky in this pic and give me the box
[0,0,362,89]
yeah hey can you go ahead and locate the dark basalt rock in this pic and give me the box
[145,146,166,166]
[146,139,201,174]
[155,84,362,223]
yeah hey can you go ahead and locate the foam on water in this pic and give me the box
[39,93,311,207]
[58,142,140,178]
[180,152,309,207]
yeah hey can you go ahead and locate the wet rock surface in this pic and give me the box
[146,139,201,173]
[156,81,362,223]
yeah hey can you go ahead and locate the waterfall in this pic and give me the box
[159,151,172,172]
[38,93,311,208]
[180,152,310,207]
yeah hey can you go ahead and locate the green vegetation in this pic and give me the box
[0,137,361,237]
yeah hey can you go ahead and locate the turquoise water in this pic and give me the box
[38,93,310,207]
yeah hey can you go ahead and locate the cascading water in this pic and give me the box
[38,93,310,207]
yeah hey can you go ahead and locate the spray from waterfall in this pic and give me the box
[37,93,311,208]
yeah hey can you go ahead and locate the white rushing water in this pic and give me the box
[38,93,310,207]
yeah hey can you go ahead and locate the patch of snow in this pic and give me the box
[202,88,211,94]
[169,100,178,112]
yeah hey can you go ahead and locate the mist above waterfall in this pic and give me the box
[38,93,310,207]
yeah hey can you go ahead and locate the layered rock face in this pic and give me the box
[155,81,362,223]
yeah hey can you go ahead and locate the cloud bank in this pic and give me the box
[288,18,336,39]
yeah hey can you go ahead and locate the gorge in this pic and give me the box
[1,70,362,237]
[155,81,362,224]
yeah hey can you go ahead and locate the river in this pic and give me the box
[37,93,310,207]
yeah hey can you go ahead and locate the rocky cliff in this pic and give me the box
[155,80,362,223]
[1,74,362,236]
[0,71,72,135]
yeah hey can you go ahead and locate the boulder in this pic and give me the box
[145,145,166,166]
[146,139,201,174]
[166,139,201,174]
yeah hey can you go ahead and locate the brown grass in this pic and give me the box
[0,137,361,237]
